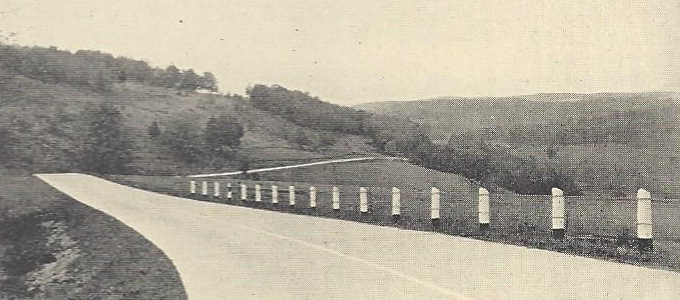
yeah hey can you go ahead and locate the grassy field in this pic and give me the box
[107,160,680,272]
[0,175,187,299]
[247,160,491,194]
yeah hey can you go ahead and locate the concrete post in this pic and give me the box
[226,183,232,200]
[309,186,317,208]
[201,181,208,197]
[637,189,653,250]
[271,185,278,205]
[359,187,368,213]
[241,184,247,201]
[478,187,490,230]
[552,188,565,239]
[190,180,196,194]
[289,186,295,206]
[332,187,340,210]
[255,184,261,202]
[391,187,401,217]
[431,187,440,220]
[214,182,220,198]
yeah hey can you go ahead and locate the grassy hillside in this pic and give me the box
[356,93,680,197]
[0,73,373,175]
[0,43,573,196]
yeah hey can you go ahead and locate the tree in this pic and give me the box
[161,115,205,163]
[546,145,558,159]
[147,121,161,138]
[163,65,182,88]
[93,70,114,93]
[179,69,201,91]
[204,115,244,161]
[0,126,17,164]
[77,103,133,173]
[200,72,218,92]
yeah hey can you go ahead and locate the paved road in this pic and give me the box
[187,156,406,178]
[37,173,680,300]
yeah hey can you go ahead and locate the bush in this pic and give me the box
[77,103,133,174]
[160,115,205,163]
[204,115,244,164]
[147,121,161,138]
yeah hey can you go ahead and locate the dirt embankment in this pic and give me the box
[0,175,187,299]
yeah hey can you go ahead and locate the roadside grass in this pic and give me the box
[247,160,493,194]
[108,165,680,272]
[0,175,187,299]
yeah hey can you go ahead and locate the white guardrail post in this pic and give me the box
[271,185,278,205]
[551,188,565,239]
[431,187,441,228]
[289,186,296,207]
[431,187,440,220]
[332,187,340,210]
[478,187,490,231]
[190,180,196,195]
[241,184,247,201]
[226,183,232,200]
[359,187,368,213]
[392,187,401,221]
[637,189,653,250]
[201,181,208,197]
[309,186,317,209]
[255,184,261,202]
[214,182,220,198]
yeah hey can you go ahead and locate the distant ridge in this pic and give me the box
[356,91,680,107]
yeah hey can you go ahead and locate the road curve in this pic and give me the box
[37,173,680,300]
[187,156,407,178]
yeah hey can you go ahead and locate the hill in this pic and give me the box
[0,43,577,196]
[0,46,375,175]
[356,93,680,197]
[356,92,680,143]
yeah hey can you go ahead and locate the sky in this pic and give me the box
[1,0,679,105]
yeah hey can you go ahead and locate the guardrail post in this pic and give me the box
[431,187,440,228]
[214,182,220,198]
[637,189,653,250]
[359,187,368,213]
[392,187,401,222]
[241,184,247,201]
[289,186,296,207]
[271,185,278,205]
[552,188,565,239]
[226,183,232,200]
[255,184,262,202]
[479,187,490,231]
[309,186,317,209]
[190,180,196,195]
[332,187,340,210]
[201,181,208,197]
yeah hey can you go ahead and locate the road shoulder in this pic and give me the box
[0,175,187,299]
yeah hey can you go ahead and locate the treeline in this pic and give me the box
[406,141,581,195]
[248,84,373,135]
[0,43,217,93]
[247,84,427,145]
[458,108,679,147]
[245,84,581,195]
[149,114,244,167]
